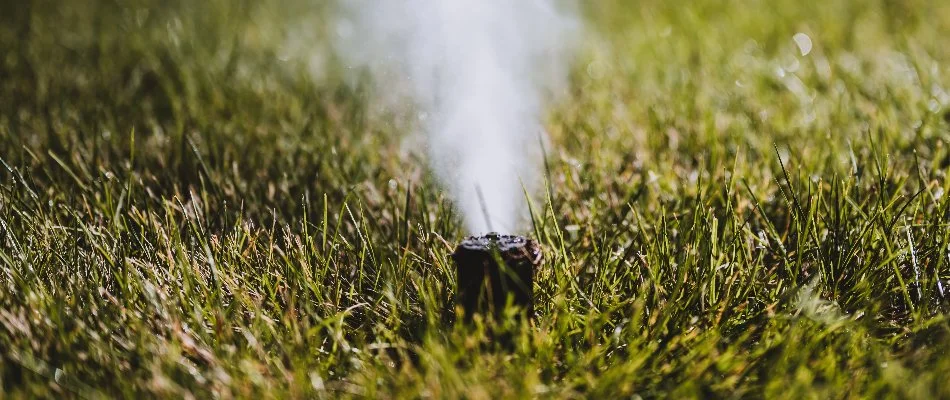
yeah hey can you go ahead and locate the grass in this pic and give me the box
[2,0,950,397]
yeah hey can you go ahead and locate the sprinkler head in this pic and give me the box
[452,232,542,322]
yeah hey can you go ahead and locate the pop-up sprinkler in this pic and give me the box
[452,233,542,322]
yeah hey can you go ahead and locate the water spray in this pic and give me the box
[335,0,576,322]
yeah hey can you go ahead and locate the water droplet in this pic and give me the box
[927,99,940,112]
[793,33,813,56]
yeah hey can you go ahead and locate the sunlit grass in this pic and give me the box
[1,0,949,397]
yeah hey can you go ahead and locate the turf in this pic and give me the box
[2,0,950,398]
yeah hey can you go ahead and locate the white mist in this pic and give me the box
[335,1,579,233]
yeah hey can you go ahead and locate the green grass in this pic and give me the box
[2,0,950,398]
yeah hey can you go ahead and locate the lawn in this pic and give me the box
[2,0,950,398]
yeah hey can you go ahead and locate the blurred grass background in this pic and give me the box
[1,0,950,398]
